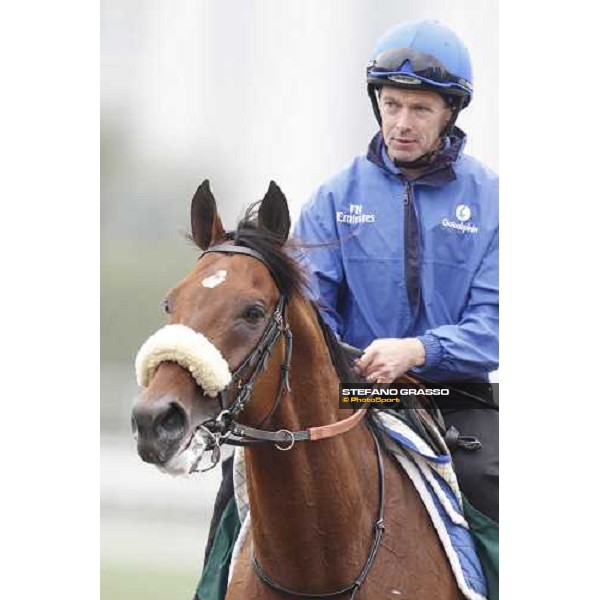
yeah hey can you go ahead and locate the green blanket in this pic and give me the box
[195,497,241,600]
[463,497,499,600]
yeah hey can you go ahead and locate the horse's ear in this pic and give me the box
[258,181,291,243]
[191,179,226,250]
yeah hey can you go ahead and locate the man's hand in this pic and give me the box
[355,338,426,383]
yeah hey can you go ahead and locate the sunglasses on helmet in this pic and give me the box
[367,48,472,94]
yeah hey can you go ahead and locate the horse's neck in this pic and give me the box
[242,297,379,589]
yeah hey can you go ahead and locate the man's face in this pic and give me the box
[378,86,452,163]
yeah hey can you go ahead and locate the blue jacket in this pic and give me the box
[293,131,499,381]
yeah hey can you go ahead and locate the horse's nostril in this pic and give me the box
[131,415,138,438]
[155,402,187,440]
[138,444,164,465]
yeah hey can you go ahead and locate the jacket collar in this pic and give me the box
[367,128,467,186]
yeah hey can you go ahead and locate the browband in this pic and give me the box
[200,244,283,291]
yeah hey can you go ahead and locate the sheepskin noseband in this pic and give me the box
[135,324,232,397]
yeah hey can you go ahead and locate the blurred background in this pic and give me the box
[101,1,498,598]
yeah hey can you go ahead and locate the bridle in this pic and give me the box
[193,244,368,455]
[191,243,386,600]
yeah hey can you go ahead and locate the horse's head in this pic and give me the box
[131,179,304,475]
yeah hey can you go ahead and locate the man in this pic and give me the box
[196,19,498,600]
[294,19,499,524]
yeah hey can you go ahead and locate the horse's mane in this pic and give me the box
[233,204,361,386]
[311,304,362,384]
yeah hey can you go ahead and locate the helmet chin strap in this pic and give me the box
[393,146,442,170]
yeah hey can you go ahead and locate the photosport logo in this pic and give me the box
[441,203,479,234]
[338,383,450,407]
[337,382,499,409]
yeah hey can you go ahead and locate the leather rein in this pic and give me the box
[193,243,385,599]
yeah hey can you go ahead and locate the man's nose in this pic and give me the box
[394,110,413,133]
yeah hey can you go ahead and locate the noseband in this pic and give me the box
[192,244,384,600]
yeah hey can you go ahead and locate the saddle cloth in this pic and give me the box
[228,410,488,600]
[373,410,488,599]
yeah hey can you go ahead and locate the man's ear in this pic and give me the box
[190,179,226,250]
[258,181,291,243]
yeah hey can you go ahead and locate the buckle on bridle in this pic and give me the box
[215,409,233,429]
[189,424,221,473]
[232,383,253,415]
[189,409,236,473]
[274,429,295,451]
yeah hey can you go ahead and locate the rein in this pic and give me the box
[195,244,386,598]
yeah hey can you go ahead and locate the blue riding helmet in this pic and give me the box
[367,20,473,126]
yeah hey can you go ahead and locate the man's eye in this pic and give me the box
[243,305,266,323]
[162,298,171,314]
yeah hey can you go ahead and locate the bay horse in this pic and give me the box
[131,180,462,599]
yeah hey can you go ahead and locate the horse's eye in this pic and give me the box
[243,305,266,324]
[162,298,171,314]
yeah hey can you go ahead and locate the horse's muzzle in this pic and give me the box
[131,395,189,465]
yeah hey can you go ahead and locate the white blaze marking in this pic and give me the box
[202,269,227,288]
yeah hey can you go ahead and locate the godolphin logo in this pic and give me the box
[441,204,479,234]
[456,204,471,222]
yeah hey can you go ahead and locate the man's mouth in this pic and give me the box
[392,138,417,146]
